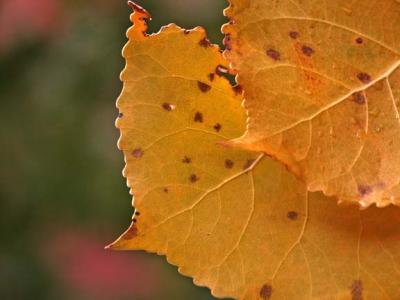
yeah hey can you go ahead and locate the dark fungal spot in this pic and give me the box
[118,112,123,118]
[223,34,232,50]
[216,65,229,76]
[376,181,386,190]
[189,174,199,183]
[199,37,212,48]
[287,211,298,220]
[233,85,243,95]
[352,92,366,105]
[135,211,140,216]
[350,280,363,300]
[209,73,215,81]
[162,102,175,111]
[182,156,191,164]
[197,81,211,92]
[225,159,234,169]
[132,148,143,158]
[289,31,300,39]
[213,123,222,132]
[302,45,314,56]
[357,72,371,83]
[355,37,363,44]
[358,185,372,197]
[266,48,281,61]
[260,284,272,300]
[163,188,169,193]
[133,219,137,223]
[194,112,203,123]
[243,159,256,170]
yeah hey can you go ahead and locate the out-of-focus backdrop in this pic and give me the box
[0,1,228,299]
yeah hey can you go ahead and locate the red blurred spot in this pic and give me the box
[43,230,161,299]
[0,0,62,49]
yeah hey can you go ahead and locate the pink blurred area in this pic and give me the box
[0,0,121,50]
[43,230,161,299]
[0,0,62,49]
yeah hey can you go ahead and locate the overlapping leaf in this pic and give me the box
[223,0,400,207]
[110,4,400,299]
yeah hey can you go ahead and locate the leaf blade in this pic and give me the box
[223,0,400,207]
[111,4,400,299]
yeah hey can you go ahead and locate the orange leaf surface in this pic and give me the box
[110,4,400,299]
[223,0,400,207]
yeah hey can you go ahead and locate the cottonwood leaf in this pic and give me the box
[110,4,400,299]
[223,0,400,208]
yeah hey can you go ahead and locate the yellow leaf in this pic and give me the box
[110,3,400,300]
[223,0,400,207]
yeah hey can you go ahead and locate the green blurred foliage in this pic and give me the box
[0,1,228,299]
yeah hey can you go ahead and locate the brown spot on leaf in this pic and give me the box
[163,188,169,193]
[122,223,137,240]
[118,112,123,118]
[260,284,272,300]
[162,102,175,111]
[233,85,243,95]
[287,211,298,220]
[199,37,212,48]
[213,123,222,132]
[302,45,314,56]
[194,112,203,123]
[132,148,143,158]
[182,156,191,164]
[376,182,386,190]
[293,43,321,94]
[289,31,300,39]
[189,174,199,183]
[352,92,366,105]
[224,34,232,50]
[351,280,363,300]
[183,29,190,34]
[135,211,140,216]
[209,73,215,81]
[266,48,281,61]
[197,81,211,92]
[243,159,256,170]
[225,159,234,169]
[357,72,371,83]
[133,219,137,223]
[355,37,363,44]
[358,185,372,197]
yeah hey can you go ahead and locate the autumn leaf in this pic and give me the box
[223,0,400,208]
[110,4,400,299]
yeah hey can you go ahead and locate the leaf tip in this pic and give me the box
[106,221,138,250]
[127,1,151,37]
[127,1,149,16]
[104,244,113,250]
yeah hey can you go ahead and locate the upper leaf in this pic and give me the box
[223,0,400,207]
[110,4,400,299]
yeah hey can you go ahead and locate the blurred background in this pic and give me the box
[0,0,228,299]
